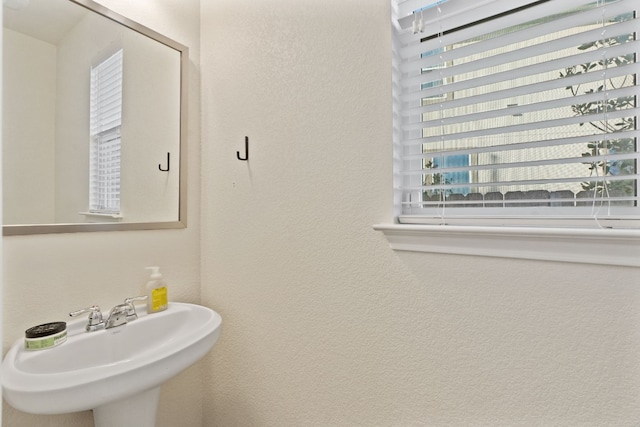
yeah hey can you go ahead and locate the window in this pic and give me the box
[377,0,640,266]
[392,0,639,229]
[89,49,123,215]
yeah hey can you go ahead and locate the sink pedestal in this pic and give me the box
[92,386,161,427]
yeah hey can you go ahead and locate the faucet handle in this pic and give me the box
[69,305,105,332]
[123,295,148,321]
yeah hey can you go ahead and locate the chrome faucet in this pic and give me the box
[105,296,148,329]
[69,305,105,332]
[70,296,148,332]
[105,304,129,329]
[123,295,148,321]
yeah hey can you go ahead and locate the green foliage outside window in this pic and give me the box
[559,23,636,198]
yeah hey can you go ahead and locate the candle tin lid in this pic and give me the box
[25,321,67,338]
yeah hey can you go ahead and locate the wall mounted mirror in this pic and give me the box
[2,0,188,235]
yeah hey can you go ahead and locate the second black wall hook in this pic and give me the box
[237,136,249,161]
[159,152,170,171]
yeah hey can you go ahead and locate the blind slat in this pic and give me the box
[404,106,640,145]
[403,129,640,160]
[406,152,640,177]
[402,174,640,193]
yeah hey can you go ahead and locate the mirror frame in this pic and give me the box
[3,0,188,236]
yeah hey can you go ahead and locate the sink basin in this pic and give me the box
[2,302,221,426]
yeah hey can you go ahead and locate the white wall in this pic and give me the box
[2,29,56,225]
[200,1,640,426]
[1,0,201,426]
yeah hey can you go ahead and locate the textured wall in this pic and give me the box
[200,1,640,426]
[3,29,56,224]
[1,0,202,426]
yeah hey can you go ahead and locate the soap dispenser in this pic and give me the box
[145,266,168,313]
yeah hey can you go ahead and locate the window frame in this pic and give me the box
[377,0,640,266]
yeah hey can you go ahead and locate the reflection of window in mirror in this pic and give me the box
[89,49,123,217]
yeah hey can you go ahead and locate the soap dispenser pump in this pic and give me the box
[145,266,168,313]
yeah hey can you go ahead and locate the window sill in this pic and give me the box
[373,224,640,267]
[79,212,123,220]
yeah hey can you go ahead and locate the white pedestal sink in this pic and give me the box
[2,302,222,427]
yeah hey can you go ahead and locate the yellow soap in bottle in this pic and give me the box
[145,266,168,313]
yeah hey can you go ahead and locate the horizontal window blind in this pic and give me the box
[89,49,123,214]
[393,0,640,226]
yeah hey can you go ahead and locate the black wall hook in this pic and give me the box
[159,152,170,171]
[237,136,249,161]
